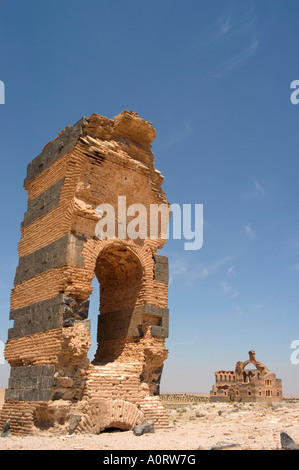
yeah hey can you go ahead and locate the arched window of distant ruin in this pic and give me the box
[243,362,256,382]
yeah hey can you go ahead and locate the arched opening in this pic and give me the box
[242,362,256,383]
[91,244,143,364]
[228,387,235,401]
[101,427,126,433]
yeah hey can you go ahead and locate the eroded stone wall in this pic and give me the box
[1,110,170,435]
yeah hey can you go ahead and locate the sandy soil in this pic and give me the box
[0,390,298,451]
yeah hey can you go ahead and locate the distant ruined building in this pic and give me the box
[210,350,282,402]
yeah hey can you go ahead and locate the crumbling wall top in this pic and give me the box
[24,110,157,187]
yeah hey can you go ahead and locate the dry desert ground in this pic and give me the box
[0,389,298,451]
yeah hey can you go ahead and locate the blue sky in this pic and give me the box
[0,0,298,394]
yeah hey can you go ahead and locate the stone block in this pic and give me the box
[153,254,169,283]
[133,420,155,436]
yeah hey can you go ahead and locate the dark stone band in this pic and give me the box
[21,178,65,228]
[8,294,90,339]
[97,304,169,342]
[24,117,87,186]
[14,234,86,285]
[153,254,169,283]
[5,365,55,402]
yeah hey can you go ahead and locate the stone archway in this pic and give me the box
[1,110,170,435]
[75,399,145,434]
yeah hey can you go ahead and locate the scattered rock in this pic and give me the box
[133,421,155,436]
[280,432,299,450]
[210,441,241,450]
[1,419,11,438]
[68,414,82,434]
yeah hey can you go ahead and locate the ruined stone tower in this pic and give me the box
[0,110,170,434]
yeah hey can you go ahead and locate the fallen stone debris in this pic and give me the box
[280,432,299,450]
[133,421,155,436]
[0,399,299,450]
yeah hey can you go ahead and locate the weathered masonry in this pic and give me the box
[0,110,170,435]
[210,350,282,403]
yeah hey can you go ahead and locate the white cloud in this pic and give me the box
[235,305,244,318]
[175,341,196,346]
[156,122,193,151]
[189,12,232,53]
[220,281,238,299]
[193,257,230,280]
[243,180,266,200]
[254,302,264,310]
[169,254,230,287]
[212,37,259,78]
[227,265,236,278]
[186,6,260,79]
[245,223,257,239]
[169,255,187,285]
